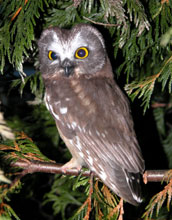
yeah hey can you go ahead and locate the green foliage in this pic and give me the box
[0,132,52,163]
[43,175,87,219]
[0,173,22,220]
[0,132,54,220]
[0,0,44,72]
[10,71,44,97]
[122,1,172,110]
[152,92,172,169]
[162,128,172,168]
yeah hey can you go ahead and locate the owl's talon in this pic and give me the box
[61,158,82,173]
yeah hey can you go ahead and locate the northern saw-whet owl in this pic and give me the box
[38,24,145,205]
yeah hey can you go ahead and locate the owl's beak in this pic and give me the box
[61,58,74,77]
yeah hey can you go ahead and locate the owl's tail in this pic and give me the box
[122,169,143,205]
[108,164,143,206]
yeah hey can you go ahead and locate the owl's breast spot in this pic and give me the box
[65,98,70,101]
[59,107,68,114]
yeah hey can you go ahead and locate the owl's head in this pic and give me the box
[38,24,107,79]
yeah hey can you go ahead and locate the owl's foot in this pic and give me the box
[62,158,82,173]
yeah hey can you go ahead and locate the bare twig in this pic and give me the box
[83,16,120,27]
[11,159,170,183]
[143,170,169,183]
[151,102,170,108]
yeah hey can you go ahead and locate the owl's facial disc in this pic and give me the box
[38,25,107,77]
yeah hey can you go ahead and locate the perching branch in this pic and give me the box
[10,159,169,183]
[11,159,91,176]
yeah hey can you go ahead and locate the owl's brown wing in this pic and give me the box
[71,124,143,205]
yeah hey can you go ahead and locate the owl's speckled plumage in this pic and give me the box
[38,24,145,205]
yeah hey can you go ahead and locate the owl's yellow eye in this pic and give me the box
[48,51,58,60]
[75,47,89,59]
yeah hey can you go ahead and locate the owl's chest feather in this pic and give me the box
[46,77,97,115]
[44,77,100,138]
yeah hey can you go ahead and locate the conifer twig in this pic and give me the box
[83,172,93,220]
[11,0,28,21]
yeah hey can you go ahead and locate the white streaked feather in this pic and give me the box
[60,107,68,114]
[87,156,93,165]
[75,136,82,151]
[99,171,107,181]
[71,121,77,129]
[49,104,60,120]
[79,152,84,158]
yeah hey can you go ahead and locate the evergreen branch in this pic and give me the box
[126,0,150,35]
[94,181,106,218]
[125,73,160,112]
[0,0,47,72]
[158,55,172,93]
[102,185,122,219]
[158,55,172,77]
[0,170,22,220]
[143,170,172,219]
[0,132,53,163]
[108,198,124,220]
[76,173,93,220]
[93,181,120,219]
[0,203,20,220]
[125,55,172,112]
[161,0,169,4]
